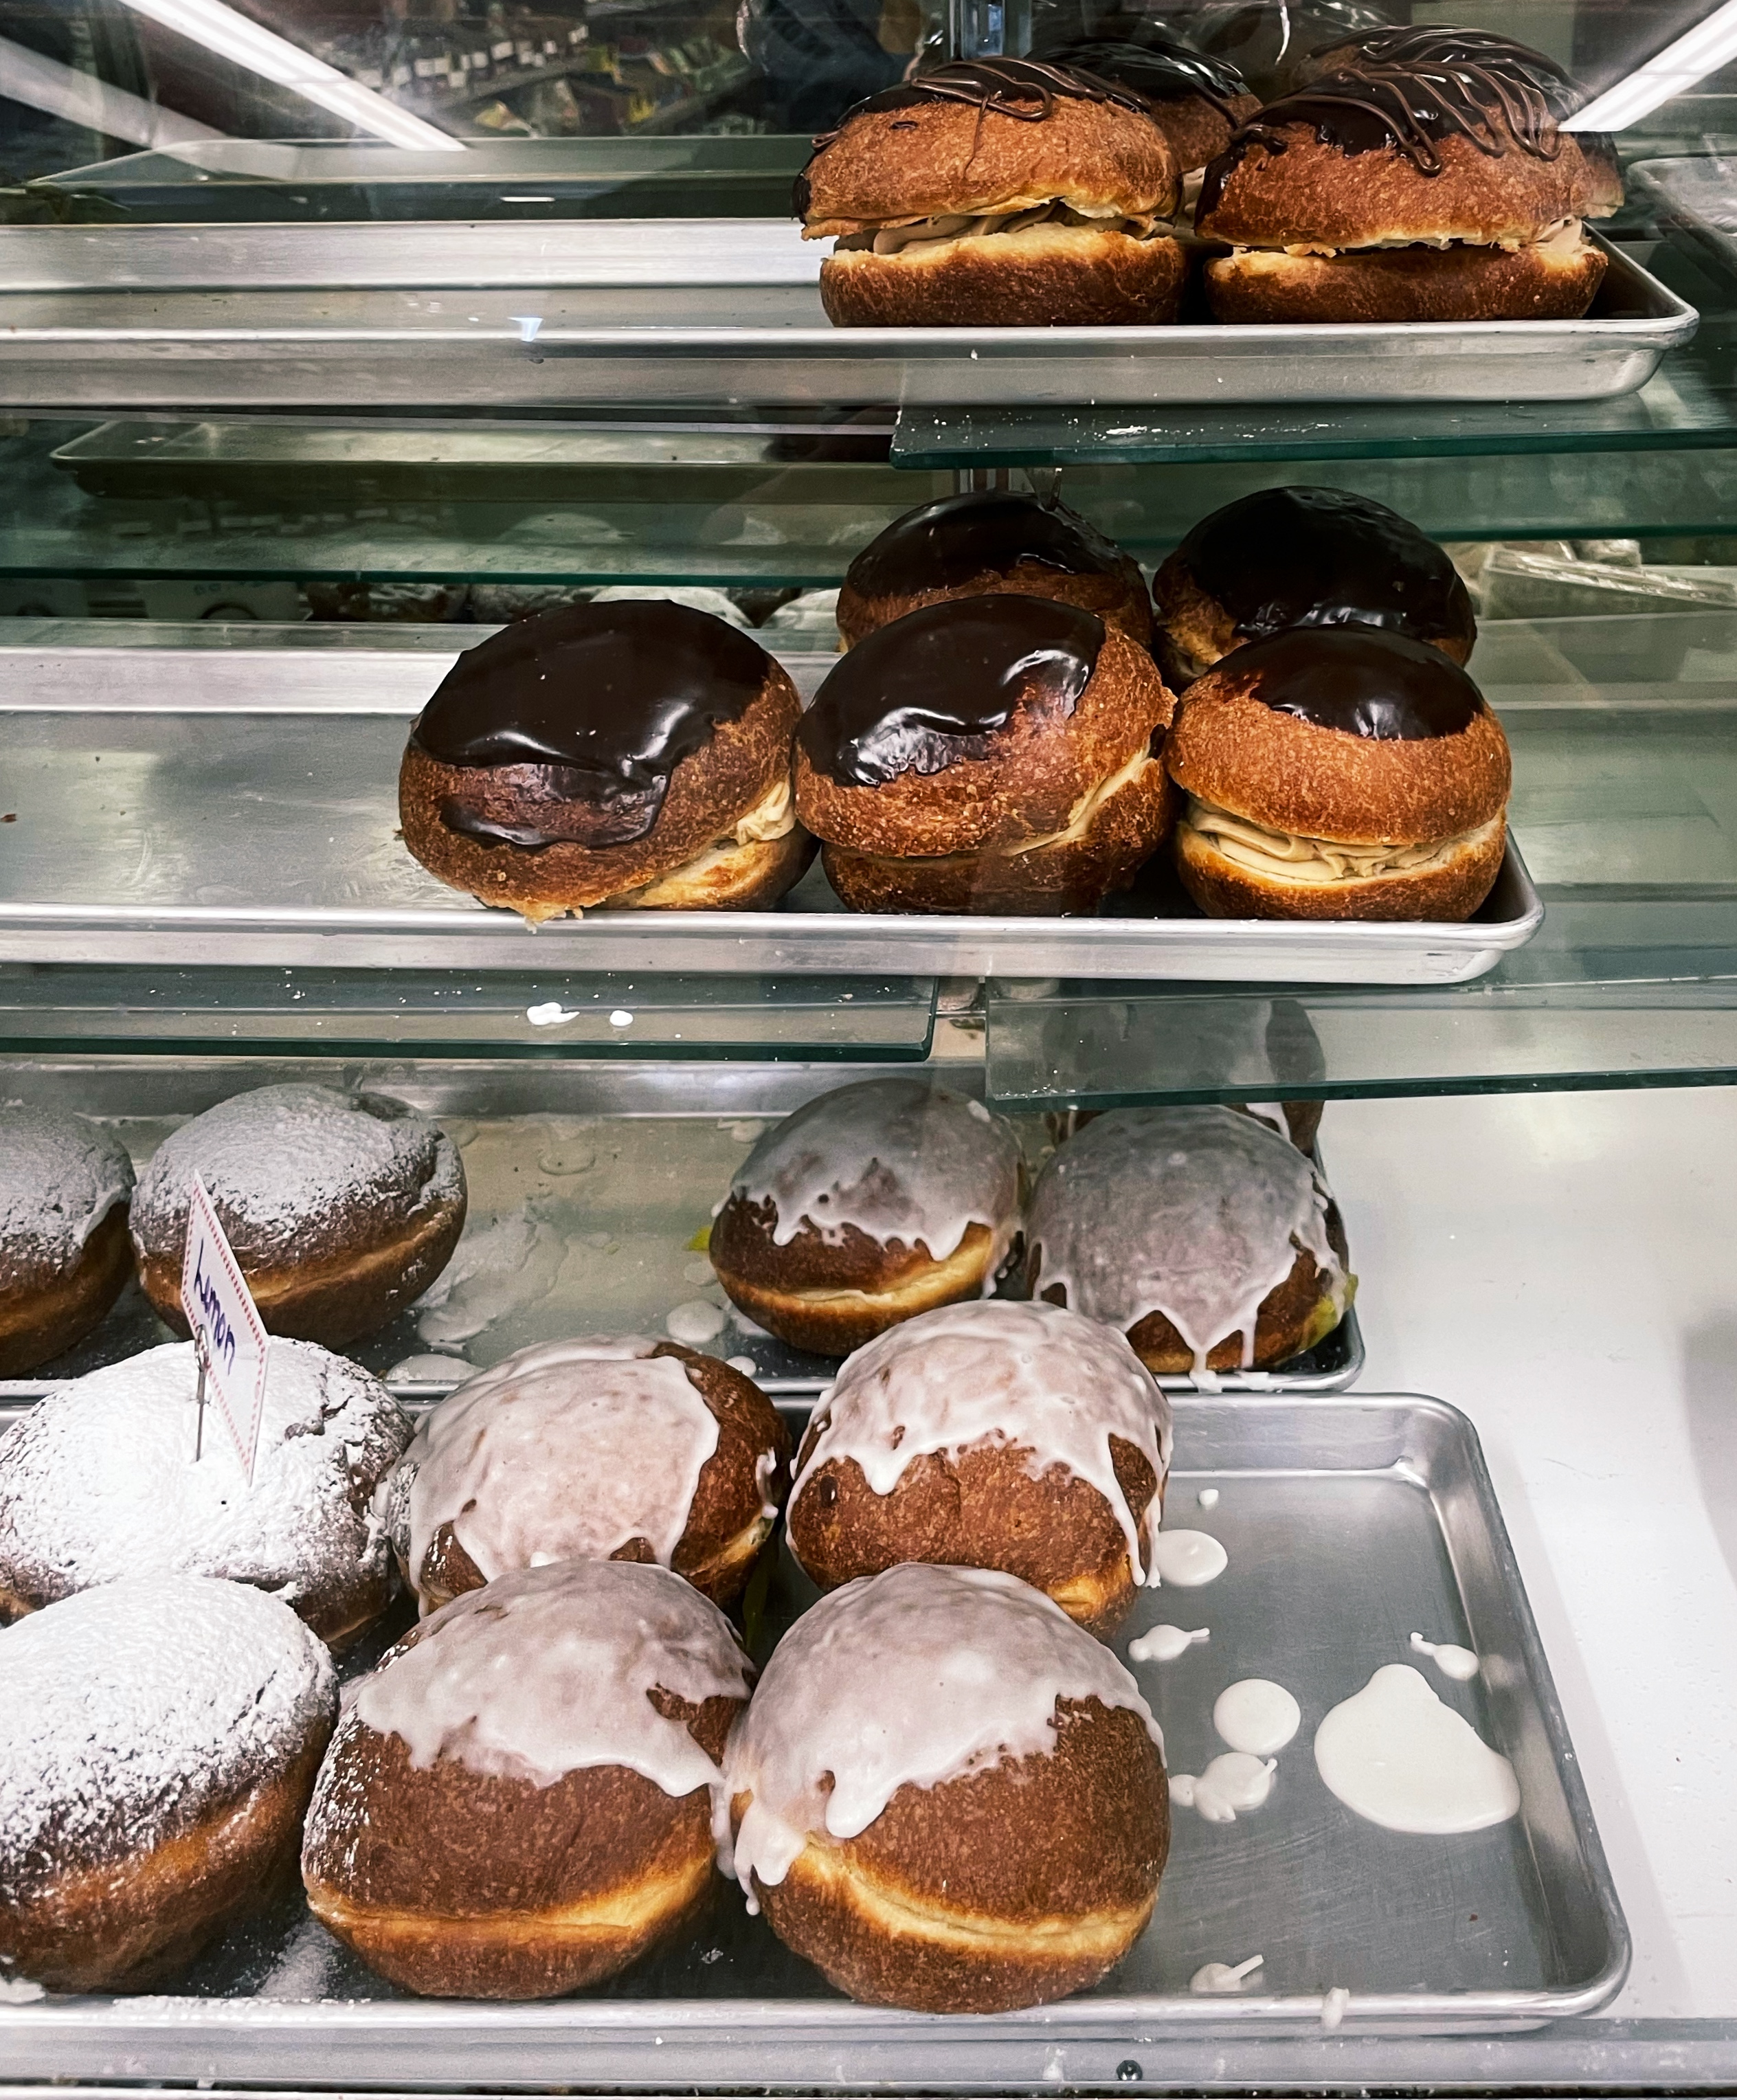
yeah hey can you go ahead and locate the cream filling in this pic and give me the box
[836,201,1172,257]
[1183,797,1478,885]
[844,748,1158,869]
[610,774,797,905]
[1232,217,1584,262]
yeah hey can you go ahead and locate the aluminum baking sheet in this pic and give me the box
[0,225,1692,410]
[0,1392,1626,2085]
[0,641,1543,985]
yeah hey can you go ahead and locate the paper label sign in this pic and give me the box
[179,1174,270,1488]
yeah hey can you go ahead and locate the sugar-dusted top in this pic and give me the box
[731,1077,1022,1272]
[727,1562,1161,1895]
[0,1574,335,1899]
[1028,1106,1346,1372]
[0,1105,134,1293]
[790,1300,1171,1581]
[0,1339,411,1609]
[131,1083,463,1265]
[344,1559,752,1796]
[396,1336,721,1599]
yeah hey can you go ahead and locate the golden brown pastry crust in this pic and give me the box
[1176,809,1507,921]
[787,1433,1159,1635]
[839,556,1154,653]
[0,1205,133,1378]
[820,227,1185,328]
[1203,232,1606,324]
[739,1697,1167,2013]
[399,662,803,920]
[1153,88,1261,173]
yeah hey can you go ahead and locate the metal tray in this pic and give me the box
[0,1392,1626,2084]
[0,225,1693,411]
[0,640,1543,985]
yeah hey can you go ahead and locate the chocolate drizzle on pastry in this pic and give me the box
[800,596,1104,786]
[1237,625,1483,739]
[1306,27,1583,121]
[412,602,770,852]
[848,491,1130,599]
[1178,486,1472,648]
[1034,33,1249,116]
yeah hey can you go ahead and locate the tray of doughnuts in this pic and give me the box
[0,484,1544,985]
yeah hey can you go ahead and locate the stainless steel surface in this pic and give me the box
[0,230,1692,410]
[0,642,1543,984]
[0,1392,1626,2083]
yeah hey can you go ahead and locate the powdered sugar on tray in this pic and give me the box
[131,1084,462,1266]
[0,1105,134,1286]
[0,1574,335,1896]
[0,1339,410,1611]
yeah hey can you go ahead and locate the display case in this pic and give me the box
[3,1,1737,2092]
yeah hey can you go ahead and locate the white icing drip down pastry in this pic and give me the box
[397,1336,719,1600]
[348,1559,752,1797]
[788,1299,1172,1583]
[730,1077,1022,1278]
[726,1562,1163,1899]
[1027,1106,1347,1371]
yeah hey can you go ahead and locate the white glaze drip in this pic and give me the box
[1190,1954,1264,1994]
[1213,1678,1301,1756]
[1411,1631,1480,1681]
[1198,1487,1220,1508]
[1169,1752,1275,1822]
[1150,1529,1227,1587]
[1027,1106,1347,1371]
[726,1563,1162,1901]
[1321,1985,1351,2031]
[731,1077,1022,1277]
[347,1559,751,1795]
[398,1337,719,1602]
[788,1300,1172,1584]
[1128,1623,1209,1664]
[1314,1664,1520,1834]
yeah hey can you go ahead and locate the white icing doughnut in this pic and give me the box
[338,1560,752,1801]
[0,1106,133,1286]
[0,1574,335,1887]
[0,1339,410,1629]
[789,1299,1172,1582]
[727,1563,1163,1895]
[730,1077,1022,1273]
[1027,1105,1347,1371]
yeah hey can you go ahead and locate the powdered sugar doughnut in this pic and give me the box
[0,1338,412,1644]
[0,1573,336,1991]
[0,1106,135,1376]
[129,1084,467,1349]
[380,1335,792,1615]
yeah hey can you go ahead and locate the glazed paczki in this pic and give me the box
[129,1083,466,1349]
[0,1105,135,1376]
[798,57,1184,327]
[1,1575,336,1991]
[838,489,1154,650]
[1027,1104,1354,1375]
[785,1299,1172,1635]
[726,1561,1169,2011]
[1152,485,1477,688]
[1165,624,1512,920]
[302,1560,754,1999]
[0,1339,412,1646]
[399,601,810,919]
[381,1335,792,1613]
[708,1077,1024,1354]
[795,596,1178,913]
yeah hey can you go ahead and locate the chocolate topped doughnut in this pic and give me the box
[129,1083,465,1350]
[840,491,1153,649]
[0,1106,135,1376]
[787,1299,1172,1635]
[302,1560,753,1999]
[1,1574,336,1991]
[726,1562,1168,2011]
[1154,487,1476,686]
[399,602,810,918]
[1165,625,1511,919]
[798,57,1185,328]
[1035,33,1259,170]
[711,1077,1024,1354]
[796,596,1177,913]
[381,1334,792,1613]
[1027,1104,1354,1374]
[0,1338,412,1644]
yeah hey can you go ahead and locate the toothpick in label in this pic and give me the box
[179,1174,270,1488]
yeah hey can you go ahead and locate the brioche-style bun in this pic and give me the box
[1033,33,1259,171]
[820,227,1185,328]
[1203,225,1605,324]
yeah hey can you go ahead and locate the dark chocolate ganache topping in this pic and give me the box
[1035,32,1250,115]
[1178,485,1473,649]
[412,600,770,852]
[847,491,1131,600]
[1235,624,1483,739]
[1305,28,1583,121]
[795,58,1149,216]
[800,594,1104,787]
